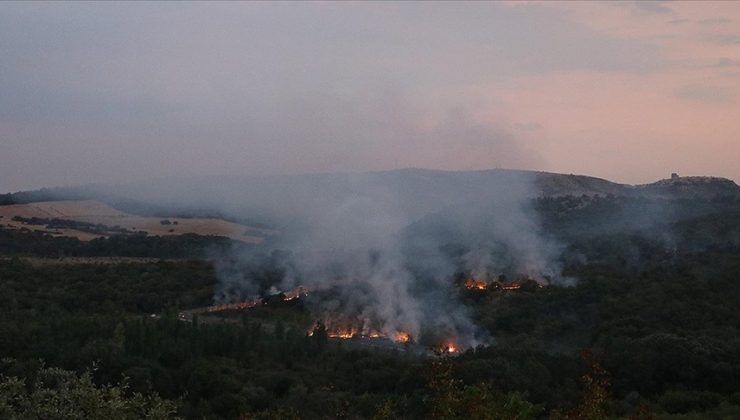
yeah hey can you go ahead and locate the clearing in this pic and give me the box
[0,200,270,243]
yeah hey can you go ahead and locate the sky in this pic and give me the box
[1,1,739,192]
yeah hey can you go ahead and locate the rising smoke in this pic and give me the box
[210,168,570,349]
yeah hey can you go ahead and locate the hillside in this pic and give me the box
[0,200,271,243]
[4,169,738,207]
[534,171,740,198]
[2,169,738,242]
[637,174,740,199]
[2,170,740,418]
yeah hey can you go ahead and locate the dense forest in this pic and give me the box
[1,194,740,418]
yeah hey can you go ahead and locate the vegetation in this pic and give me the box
[0,228,249,259]
[11,215,133,235]
[0,362,178,419]
[1,193,740,418]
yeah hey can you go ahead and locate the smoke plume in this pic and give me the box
[210,169,568,349]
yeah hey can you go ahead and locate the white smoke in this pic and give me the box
[210,169,570,349]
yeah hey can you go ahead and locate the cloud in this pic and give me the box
[2,2,740,190]
[697,18,731,26]
[676,85,735,104]
[513,122,544,131]
[0,2,667,191]
[714,58,740,68]
[631,1,673,15]
[705,34,740,45]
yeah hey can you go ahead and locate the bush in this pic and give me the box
[0,363,179,419]
[658,390,721,414]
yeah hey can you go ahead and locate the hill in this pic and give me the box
[4,168,738,207]
[0,199,270,243]
[1,169,738,239]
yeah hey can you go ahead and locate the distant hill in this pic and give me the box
[636,174,740,199]
[534,171,740,198]
[533,172,629,197]
[2,169,738,227]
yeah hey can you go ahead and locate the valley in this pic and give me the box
[2,169,740,418]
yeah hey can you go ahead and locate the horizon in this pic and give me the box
[3,165,736,196]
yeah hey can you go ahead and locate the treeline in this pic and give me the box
[0,228,250,259]
[11,215,133,235]
[0,186,97,205]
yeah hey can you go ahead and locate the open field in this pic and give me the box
[0,256,181,266]
[0,200,271,243]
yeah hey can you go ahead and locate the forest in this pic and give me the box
[1,194,740,419]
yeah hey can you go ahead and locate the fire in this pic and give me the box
[283,286,309,301]
[328,329,356,339]
[464,279,488,290]
[462,277,546,292]
[433,341,459,355]
[205,286,309,313]
[307,322,412,343]
[305,323,360,339]
[205,299,260,313]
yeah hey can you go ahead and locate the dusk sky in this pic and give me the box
[2,1,739,192]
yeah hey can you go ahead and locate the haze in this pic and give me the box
[2,1,739,192]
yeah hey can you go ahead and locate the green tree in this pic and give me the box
[0,364,179,420]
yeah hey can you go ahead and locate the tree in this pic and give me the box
[310,321,328,350]
[0,364,179,419]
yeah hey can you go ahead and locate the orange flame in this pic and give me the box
[206,286,309,313]
[464,276,549,292]
[434,340,459,354]
[307,323,412,343]
[328,329,356,339]
[205,299,260,313]
[464,279,488,290]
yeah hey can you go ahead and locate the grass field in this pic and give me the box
[0,200,270,243]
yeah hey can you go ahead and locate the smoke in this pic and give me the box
[210,169,570,349]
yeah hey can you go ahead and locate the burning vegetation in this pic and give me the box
[199,286,427,348]
[300,315,473,356]
[462,275,547,291]
[464,279,488,290]
[306,321,413,344]
[204,286,309,313]
[197,271,553,355]
[394,331,411,343]
[438,342,459,354]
